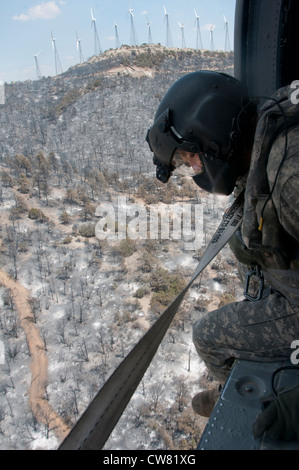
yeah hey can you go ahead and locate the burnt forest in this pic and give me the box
[0,45,243,450]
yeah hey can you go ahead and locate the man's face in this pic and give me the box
[171,149,204,176]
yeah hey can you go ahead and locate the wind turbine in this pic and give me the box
[128,5,138,46]
[114,19,121,49]
[51,31,63,75]
[91,8,102,55]
[223,15,231,51]
[163,5,173,47]
[34,50,42,79]
[194,9,203,49]
[76,32,84,64]
[178,23,186,49]
[209,24,215,51]
[146,16,153,44]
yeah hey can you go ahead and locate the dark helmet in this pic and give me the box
[146,71,254,195]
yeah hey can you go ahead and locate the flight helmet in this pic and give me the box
[146,71,254,195]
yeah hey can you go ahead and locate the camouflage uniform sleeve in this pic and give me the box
[269,126,299,245]
[279,172,299,244]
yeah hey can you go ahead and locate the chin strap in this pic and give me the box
[153,156,172,183]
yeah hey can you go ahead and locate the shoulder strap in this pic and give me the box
[59,191,244,450]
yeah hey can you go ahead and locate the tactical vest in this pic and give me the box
[236,85,299,304]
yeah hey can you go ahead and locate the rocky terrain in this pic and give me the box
[0,45,241,450]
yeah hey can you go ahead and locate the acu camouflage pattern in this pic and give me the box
[193,292,299,382]
[193,85,299,382]
[242,86,299,261]
[241,85,299,304]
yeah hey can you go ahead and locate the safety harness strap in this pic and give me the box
[59,191,244,450]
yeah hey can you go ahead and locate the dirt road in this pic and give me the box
[0,269,70,444]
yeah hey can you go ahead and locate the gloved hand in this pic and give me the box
[253,385,299,441]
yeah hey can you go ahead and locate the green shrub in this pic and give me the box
[28,208,48,222]
[78,223,96,238]
[117,238,136,257]
[55,89,81,116]
[62,236,72,244]
[28,208,40,220]
[149,268,185,313]
[134,287,150,298]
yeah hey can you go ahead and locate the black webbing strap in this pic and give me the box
[59,191,244,450]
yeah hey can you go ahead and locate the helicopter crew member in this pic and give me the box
[146,71,299,439]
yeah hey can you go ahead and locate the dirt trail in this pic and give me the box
[0,269,70,444]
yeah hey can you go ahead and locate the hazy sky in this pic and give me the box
[0,0,236,83]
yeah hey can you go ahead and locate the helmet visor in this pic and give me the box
[173,148,238,195]
[171,149,205,177]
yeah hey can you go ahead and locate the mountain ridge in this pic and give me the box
[0,45,234,176]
